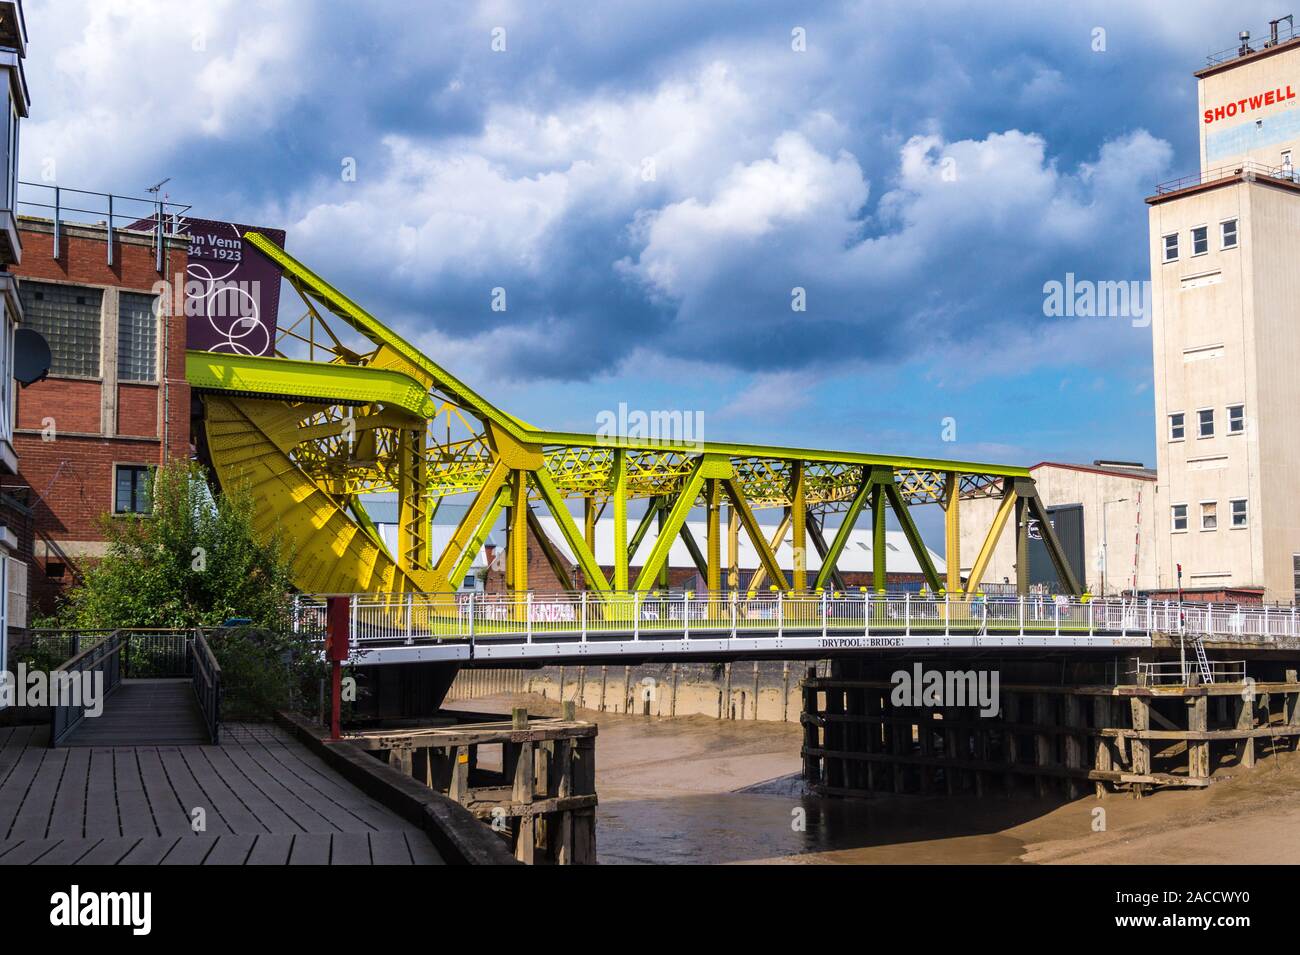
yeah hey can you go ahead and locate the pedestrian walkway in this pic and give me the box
[0,722,443,865]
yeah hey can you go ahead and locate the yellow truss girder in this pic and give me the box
[192,235,1087,601]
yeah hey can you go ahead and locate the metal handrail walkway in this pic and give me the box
[47,630,222,746]
[292,592,1300,665]
[291,592,1192,664]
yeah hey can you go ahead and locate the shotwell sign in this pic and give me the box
[1203,85,1296,124]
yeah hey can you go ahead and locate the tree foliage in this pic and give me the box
[59,460,294,630]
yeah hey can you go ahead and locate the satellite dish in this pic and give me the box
[13,327,51,387]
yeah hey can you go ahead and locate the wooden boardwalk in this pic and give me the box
[62,679,209,746]
[0,723,443,865]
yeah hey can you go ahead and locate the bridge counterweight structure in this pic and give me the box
[187,233,1084,607]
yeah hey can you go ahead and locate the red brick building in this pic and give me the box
[11,215,190,614]
[0,0,30,650]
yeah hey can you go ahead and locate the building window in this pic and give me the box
[113,465,152,515]
[117,292,159,382]
[1221,218,1239,249]
[1230,498,1248,528]
[1227,404,1245,434]
[1162,233,1179,262]
[1198,408,1214,438]
[1200,501,1217,531]
[18,282,102,377]
[1172,504,1188,532]
[1169,412,1185,441]
[1191,225,1209,255]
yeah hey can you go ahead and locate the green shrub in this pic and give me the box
[58,460,295,631]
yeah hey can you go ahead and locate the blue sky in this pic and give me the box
[17,1,1280,474]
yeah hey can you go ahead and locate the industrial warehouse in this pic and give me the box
[0,1,1296,923]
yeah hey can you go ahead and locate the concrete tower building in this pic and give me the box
[1147,20,1300,601]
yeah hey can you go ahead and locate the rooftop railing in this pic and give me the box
[1152,161,1299,196]
[1204,20,1300,67]
[14,181,191,270]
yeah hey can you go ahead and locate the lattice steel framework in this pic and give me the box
[186,233,1081,600]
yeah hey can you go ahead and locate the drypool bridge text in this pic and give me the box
[293,593,1300,665]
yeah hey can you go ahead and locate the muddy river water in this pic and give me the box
[462,695,1300,865]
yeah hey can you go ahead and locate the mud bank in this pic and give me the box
[455,693,1300,864]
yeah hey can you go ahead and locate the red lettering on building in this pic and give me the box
[1204,84,1298,123]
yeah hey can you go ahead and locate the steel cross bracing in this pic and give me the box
[186,233,1078,602]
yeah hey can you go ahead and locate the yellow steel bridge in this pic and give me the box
[187,234,1080,602]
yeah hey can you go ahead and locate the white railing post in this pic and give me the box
[944,594,950,637]
[777,590,784,640]
[821,590,828,640]
[350,595,357,648]
[468,593,475,643]
[864,592,870,637]
[581,591,588,641]
[404,591,413,645]
[1018,595,1025,634]
[683,592,690,640]
[905,592,911,637]
[1054,600,1060,637]
[634,591,640,641]
[730,590,738,640]
[1088,599,1094,637]
[526,592,533,643]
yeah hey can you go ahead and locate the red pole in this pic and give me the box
[330,660,342,740]
[326,597,350,741]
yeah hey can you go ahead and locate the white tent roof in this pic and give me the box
[529,516,943,575]
[369,502,944,576]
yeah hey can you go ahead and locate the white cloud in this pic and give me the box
[21,0,310,187]
[619,131,868,300]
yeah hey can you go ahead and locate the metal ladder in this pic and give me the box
[1191,633,1214,685]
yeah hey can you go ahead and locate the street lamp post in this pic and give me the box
[1101,498,1128,597]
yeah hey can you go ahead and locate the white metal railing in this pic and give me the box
[1136,659,1248,686]
[289,593,1300,648]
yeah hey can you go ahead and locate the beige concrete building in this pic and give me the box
[958,462,1157,596]
[1146,28,1300,602]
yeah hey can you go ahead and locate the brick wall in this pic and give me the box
[10,220,190,613]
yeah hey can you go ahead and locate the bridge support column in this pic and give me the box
[1188,696,1210,780]
[1093,696,1114,798]
[706,479,722,595]
[1129,698,1151,783]
[727,505,739,591]
[790,463,806,592]
[1003,691,1019,793]
[944,472,961,596]
[871,481,887,595]
[1236,696,1256,768]
[613,449,629,592]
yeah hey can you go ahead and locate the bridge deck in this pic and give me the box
[0,723,443,865]
[62,679,209,747]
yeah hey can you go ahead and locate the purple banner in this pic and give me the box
[178,218,286,356]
